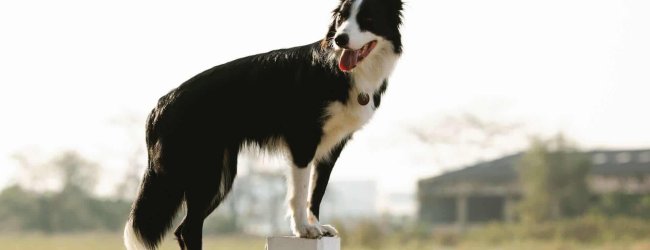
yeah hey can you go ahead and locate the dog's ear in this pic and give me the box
[320,21,337,49]
[321,5,340,49]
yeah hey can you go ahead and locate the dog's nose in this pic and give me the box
[334,34,349,47]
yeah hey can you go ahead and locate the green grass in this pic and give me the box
[0,233,264,250]
[0,233,649,250]
[341,237,650,250]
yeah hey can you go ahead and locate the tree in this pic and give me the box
[0,150,131,233]
[53,151,98,192]
[517,135,591,222]
[0,185,40,231]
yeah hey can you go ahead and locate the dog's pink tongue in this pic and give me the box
[339,49,359,72]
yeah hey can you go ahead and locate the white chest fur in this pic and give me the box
[313,42,398,161]
[314,95,376,161]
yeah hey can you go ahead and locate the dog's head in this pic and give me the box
[323,0,403,72]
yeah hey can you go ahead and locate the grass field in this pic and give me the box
[1,233,650,250]
[0,233,264,250]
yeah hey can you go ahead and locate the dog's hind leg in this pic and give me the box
[176,146,239,250]
[178,192,212,250]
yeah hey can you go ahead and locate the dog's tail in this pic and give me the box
[124,167,184,250]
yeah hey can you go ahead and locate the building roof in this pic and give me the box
[420,149,650,187]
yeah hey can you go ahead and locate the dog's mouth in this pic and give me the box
[338,40,377,72]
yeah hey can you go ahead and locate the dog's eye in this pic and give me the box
[361,17,374,27]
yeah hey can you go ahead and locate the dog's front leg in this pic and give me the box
[306,164,339,237]
[307,139,349,237]
[289,164,326,238]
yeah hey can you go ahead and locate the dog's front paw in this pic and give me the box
[304,211,338,237]
[291,222,324,239]
[320,224,339,237]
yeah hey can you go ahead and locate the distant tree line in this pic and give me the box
[2,133,649,234]
[0,184,130,232]
[0,152,130,232]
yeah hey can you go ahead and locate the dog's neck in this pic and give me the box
[350,40,400,95]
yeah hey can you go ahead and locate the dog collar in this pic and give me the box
[357,92,370,106]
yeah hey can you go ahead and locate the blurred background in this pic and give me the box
[1,0,650,249]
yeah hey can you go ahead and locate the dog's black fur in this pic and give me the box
[127,0,402,249]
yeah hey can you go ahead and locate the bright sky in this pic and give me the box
[1,0,649,196]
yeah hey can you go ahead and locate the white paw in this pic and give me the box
[320,224,339,237]
[305,211,338,237]
[292,221,324,239]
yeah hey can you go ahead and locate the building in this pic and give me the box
[417,149,650,228]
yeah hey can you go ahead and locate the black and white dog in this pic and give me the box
[125,0,403,249]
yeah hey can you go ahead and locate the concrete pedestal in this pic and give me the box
[266,236,340,250]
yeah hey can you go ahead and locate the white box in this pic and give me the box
[266,236,341,250]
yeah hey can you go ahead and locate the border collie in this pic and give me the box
[125,0,403,249]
